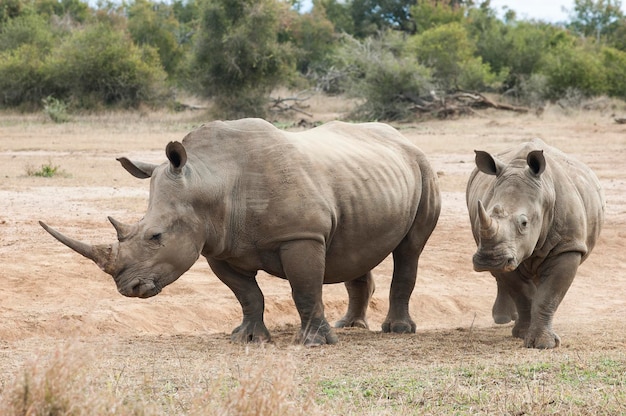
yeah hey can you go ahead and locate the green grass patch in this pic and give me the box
[26,161,64,177]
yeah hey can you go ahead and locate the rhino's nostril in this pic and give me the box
[505,257,517,270]
[118,278,141,297]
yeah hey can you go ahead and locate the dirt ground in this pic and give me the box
[0,106,625,411]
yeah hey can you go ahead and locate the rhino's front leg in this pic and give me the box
[335,272,375,329]
[280,240,338,346]
[494,271,535,340]
[492,275,518,324]
[207,259,271,343]
[525,252,581,349]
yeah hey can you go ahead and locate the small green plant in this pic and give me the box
[42,95,70,123]
[26,161,61,177]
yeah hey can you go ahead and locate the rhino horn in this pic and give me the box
[108,216,132,241]
[477,200,498,239]
[39,221,117,275]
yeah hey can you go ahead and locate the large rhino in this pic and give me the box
[40,118,441,346]
[466,138,605,349]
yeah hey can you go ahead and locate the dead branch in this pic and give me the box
[409,90,530,118]
[269,91,314,117]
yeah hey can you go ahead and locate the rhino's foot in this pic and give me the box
[493,311,519,325]
[511,321,529,339]
[230,321,271,344]
[334,316,369,329]
[524,330,561,349]
[300,320,338,347]
[382,319,416,334]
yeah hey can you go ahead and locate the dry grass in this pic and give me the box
[1,329,624,415]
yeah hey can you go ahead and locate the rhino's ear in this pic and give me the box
[166,141,187,174]
[474,150,504,176]
[527,150,546,176]
[116,157,157,179]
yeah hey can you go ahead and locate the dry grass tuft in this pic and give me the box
[189,351,318,416]
[0,341,319,416]
[0,341,157,415]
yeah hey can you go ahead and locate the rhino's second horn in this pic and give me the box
[39,221,117,275]
[108,216,133,241]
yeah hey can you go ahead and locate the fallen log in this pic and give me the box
[409,91,530,117]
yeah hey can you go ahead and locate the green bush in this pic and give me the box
[281,7,336,74]
[188,0,296,118]
[601,46,626,98]
[126,0,183,76]
[0,0,22,23]
[410,22,501,91]
[411,0,464,34]
[42,95,70,122]
[46,23,169,108]
[0,13,57,52]
[0,44,49,107]
[538,43,607,99]
[332,33,433,121]
[26,160,61,177]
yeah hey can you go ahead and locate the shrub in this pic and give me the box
[332,33,433,121]
[537,43,607,99]
[126,0,184,76]
[42,95,70,122]
[410,22,502,91]
[601,46,626,98]
[0,13,57,52]
[508,73,550,108]
[188,0,296,118]
[26,160,60,177]
[46,23,169,108]
[0,44,49,107]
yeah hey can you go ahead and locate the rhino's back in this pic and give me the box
[184,118,436,280]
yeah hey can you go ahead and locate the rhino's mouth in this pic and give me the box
[118,276,162,298]
[472,252,518,273]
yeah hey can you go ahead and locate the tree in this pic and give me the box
[278,6,336,74]
[126,0,183,76]
[331,32,433,120]
[314,0,417,38]
[411,0,465,34]
[349,0,417,36]
[567,0,624,41]
[411,22,500,91]
[188,0,296,118]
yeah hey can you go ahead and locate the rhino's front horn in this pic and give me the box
[39,221,117,275]
[477,200,498,239]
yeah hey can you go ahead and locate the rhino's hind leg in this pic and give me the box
[382,245,418,334]
[335,272,375,329]
[280,240,338,346]
[207,259,271,343]
[524,252,581,349]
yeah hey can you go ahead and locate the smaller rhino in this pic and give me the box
[466,139,605,349]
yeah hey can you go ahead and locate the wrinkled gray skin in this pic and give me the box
[466,138,605,349]
[40,118,441,346]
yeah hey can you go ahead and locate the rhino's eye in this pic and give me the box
[150,233,162,242]
[518,215,529,231]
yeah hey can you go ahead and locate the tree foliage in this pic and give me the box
[331,32,433,120]
[188,0,296,118]
[1,0,626,115]
[567,0,624,41]
[126,0,184,76]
